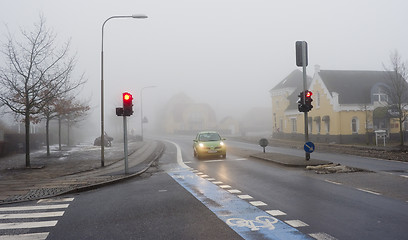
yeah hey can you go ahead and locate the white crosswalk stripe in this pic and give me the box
[0,197,73,240]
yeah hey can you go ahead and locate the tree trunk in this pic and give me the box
[400,117,404,147]
[25,111,30,168]
[46,116,50,156]
[67,120,70,147]
[58,117,62,151]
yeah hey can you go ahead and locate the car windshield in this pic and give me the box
[199,133,221,141]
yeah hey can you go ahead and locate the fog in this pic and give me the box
[1,0,408,142]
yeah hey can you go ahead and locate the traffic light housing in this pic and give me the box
[123,92,133,116]
[297,90,313,112]
[304,90,313,112]
[297,91,305,112]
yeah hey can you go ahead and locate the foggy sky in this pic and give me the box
[1,0,408,136]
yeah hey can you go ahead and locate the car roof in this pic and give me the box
[198,131,219,134]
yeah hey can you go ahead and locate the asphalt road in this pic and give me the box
[1,136,407,240]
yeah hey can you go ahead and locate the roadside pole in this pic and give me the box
[301,42,310,161]
[123,115,129,174]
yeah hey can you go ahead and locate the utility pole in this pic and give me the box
[296,41,310,160]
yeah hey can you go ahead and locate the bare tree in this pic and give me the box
[41,78,86,156]
[384,50,408,147]
[0,15,76,167]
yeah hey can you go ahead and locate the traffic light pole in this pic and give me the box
[301,42,310,161]
[123,115,129,174]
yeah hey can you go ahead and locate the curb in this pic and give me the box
[0,141,165,205]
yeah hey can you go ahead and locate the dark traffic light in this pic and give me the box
[297,90,313,112]
[123,92,133,116]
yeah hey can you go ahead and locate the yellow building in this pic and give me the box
[270,67,408,144]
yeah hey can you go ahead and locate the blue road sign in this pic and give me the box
[304,141,315,153]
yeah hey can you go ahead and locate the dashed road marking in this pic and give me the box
[0,204,69,212]
[250,201,267,207]
[201,175,209,178]
[309,232,338,240]
[0,198,73,239]
[357,188,381,195]
[285,220,309,228]
[37,197,74,203]
[206,178,216,181]
[0,221,58,230]
[324,180,342,185]
[212,181,223,185]
[0,232,49,240]
[203,159,224,163]
[220,185,232,189]
[238,195,253,200]
[228,189,242,194]
[266,210,287,216]
[0,211,64,219]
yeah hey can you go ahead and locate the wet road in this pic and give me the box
[2,136,407,239]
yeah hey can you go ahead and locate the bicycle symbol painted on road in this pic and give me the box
[226,215,279,231]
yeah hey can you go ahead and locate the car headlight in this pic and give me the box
[199,143,204,148]
[220,141,225,146]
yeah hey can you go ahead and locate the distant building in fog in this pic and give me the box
[270,66,408,144]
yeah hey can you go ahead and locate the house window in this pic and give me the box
[314,116,321,134]
[352,117,359,134]
[291,118,297,133]
[372,87,388,103]
[322,116,330,134]
[308,117,313,134]
[316,92,320,108]
[279,118,283,132]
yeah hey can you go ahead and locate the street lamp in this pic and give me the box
[140,86,156,141]
[100,14,148,167]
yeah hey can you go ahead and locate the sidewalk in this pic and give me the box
[0,140,165,205]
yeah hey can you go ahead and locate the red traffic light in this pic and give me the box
[123,92,132,102]
[122,92,133,116]
[305,91,312,98]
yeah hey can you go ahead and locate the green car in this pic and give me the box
[193,131,226,159]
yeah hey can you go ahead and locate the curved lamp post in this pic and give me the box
[101,14,148,167]
[140,86,157,141]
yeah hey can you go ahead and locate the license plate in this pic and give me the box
[208,150,217,153]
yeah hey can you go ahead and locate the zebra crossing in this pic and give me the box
[0,197,74,240]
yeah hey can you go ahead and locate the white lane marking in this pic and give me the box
[400,175,408,179]
[285,220,309,227]
[266,210,287,216]
[212,181,223,184]
[219,185,232,189]
[0,204,69,212]
[206,178,216,181]
[227,189,242,194]
[357,188,381,195]
[235,158,248,161]
[250,201,267,206]
[0,211,64,219]
[191,170,199,173]
[37,198,74,203]
[167,140,190,169]
[203,160,224,163]
[324,180,342,185]
[0,232,49,240]
[0,221,58,230]
[238,195,253,200]
[200,175,209,178]
[196,172,204,175]
[309,232,338,240]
